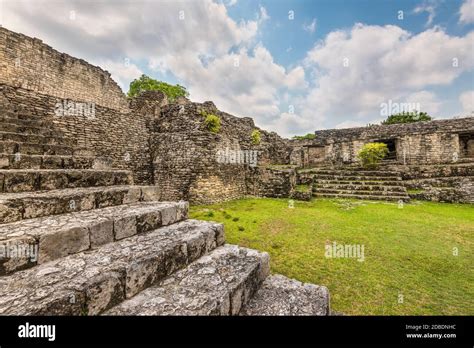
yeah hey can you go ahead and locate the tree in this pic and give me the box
[292,133,316,140]
[382,111,432,125]
[127,74,189,102]
[357,143,389,168]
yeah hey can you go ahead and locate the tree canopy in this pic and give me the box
[382,111,432,125]
[127,74,189,102]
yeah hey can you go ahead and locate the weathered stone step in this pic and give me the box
[313,192,410,202]
[105,244,269,316]
[316,174,401,181]
[0,201,188,274]
[314,169,400,177]
[0,153,95,169]
[0,121,63,137]
[240,274,330,316]
[0,115,52,128]
[0,219,223,315]
[315,188,408,196]
[0,185,161,223]
[315,179,403,186]
[0,169,132,193]
[313,183,407,193]
[0,140,92,156]
[0,131,75,146]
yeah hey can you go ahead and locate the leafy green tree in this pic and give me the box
[382,111,432,125]
[357,143,389,168]
[127,74,189,102]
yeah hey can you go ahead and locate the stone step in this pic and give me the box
[0,169,132,193]
[0,185,161,223]
[315,174,401,181]
[105,244,269,316]
[314,188,408,196]
[315,179,403,186]
[313,169,400,177]
[313,183,407,193]
[0,131,75,147]
[313,192,410,202]
[240,274,330,316]
[0,219,223,315]
[0,110,51,123]
[0,140,92,156]
[0,153,95,169]
[0,121,63,137]
[0,201,189,274]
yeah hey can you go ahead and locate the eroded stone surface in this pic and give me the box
[105,244,269,316]
[240,274,330,316]
[0,219,224,315]
[0,201,190,273]
[0,185,165,223]
[0,169,133,193]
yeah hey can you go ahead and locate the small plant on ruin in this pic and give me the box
[382,111,432,125]
[251,129,261,145]
[292,133,316,140]
[201,111,221,134]
[357,142,389,168]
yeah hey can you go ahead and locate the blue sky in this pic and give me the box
[2,0,474,136]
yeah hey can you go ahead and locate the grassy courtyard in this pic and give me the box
[190,198,474,315]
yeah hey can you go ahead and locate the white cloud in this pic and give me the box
[404,90,441,115]
[226,0,238,7]
[413,1,437,27]
[459,90,474,115]
[296,23,474,131]
[259,6,270,22]
[303,19,317,34]
[100,60,143,91]
[459,0,474,24]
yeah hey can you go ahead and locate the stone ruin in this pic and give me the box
[291,118,474,203]
[0,27,330,315]
[0,26,472,316]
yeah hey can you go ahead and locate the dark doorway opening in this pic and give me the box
[459,132,474,158]
[374,139,397,159]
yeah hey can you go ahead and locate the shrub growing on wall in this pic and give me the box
[251,129,261,145]
[200,111,221,133]
[357,142,389,168]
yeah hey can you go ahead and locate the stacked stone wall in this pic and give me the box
[0,27,128,111]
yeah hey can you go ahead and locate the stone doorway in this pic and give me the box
[459,132,474,158]
[373,138,397,159]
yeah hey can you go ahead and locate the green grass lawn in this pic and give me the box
[190,198,474,315]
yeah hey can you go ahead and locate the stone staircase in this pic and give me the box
[0,112,330,316]
[311,168,410,202]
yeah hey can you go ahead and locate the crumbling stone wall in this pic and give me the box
[291,118,474,167]
[0,27,128,111]
[150,101,292,204]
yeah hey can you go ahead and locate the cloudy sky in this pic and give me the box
[1,0,473,136]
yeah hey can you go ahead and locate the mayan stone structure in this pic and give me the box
[0,27,330,316]
[291,119,474,203]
